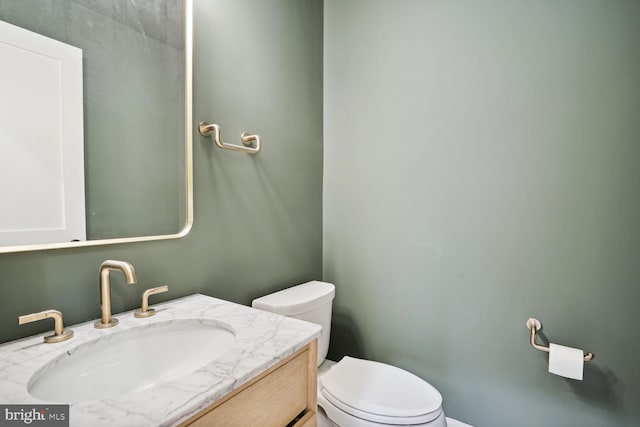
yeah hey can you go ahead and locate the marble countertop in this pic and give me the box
[0,294,321,426]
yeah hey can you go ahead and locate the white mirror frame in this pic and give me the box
[0,0,193,254]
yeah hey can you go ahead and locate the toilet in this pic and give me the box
[252,281,472,427]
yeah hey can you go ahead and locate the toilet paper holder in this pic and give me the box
[526,318,594,362]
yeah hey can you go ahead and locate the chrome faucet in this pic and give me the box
[95,260,138,329]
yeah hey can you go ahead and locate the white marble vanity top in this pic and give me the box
[0,294,321,426]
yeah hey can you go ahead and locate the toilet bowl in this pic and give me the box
[317,357,446,427]
[252,281,472,427]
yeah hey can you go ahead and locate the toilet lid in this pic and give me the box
[319,357,443,424]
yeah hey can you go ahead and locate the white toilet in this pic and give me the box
[252,281,472,427]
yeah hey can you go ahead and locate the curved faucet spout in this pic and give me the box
[101,259,137,284]
[95,260,138,329]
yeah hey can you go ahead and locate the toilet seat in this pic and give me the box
[319,357,443,425]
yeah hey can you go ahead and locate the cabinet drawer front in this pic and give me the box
[188,351,309,427]
[293,412,317,427]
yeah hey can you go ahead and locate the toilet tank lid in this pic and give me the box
[252,281,335,316]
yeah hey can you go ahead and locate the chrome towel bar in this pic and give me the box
[526,318,594,362]
[199,122,261,154]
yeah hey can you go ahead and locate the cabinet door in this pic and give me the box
[183,341,317,427]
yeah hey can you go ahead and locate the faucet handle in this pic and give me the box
[134,286,169,318]
[18,309,74,344]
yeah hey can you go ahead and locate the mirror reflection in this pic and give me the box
[0,0,189,250]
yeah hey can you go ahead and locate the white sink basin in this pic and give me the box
[27,319,236,403]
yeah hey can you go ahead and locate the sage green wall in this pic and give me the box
[0,0,323,344]
[323,1,640,427]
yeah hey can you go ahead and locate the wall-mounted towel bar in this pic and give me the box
[526,318,594,361]
[199,122,261,154]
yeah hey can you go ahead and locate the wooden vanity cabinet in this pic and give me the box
[180,340,318,427]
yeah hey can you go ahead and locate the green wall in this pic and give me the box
[323,1,640,426]
[0,0,323,343]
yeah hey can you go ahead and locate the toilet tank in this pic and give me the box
[252,281,335,366]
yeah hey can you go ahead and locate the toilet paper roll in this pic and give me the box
[548,343,584,380]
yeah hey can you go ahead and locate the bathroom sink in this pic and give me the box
[27,319,236,403]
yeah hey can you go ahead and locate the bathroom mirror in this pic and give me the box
[0,0,193,253]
